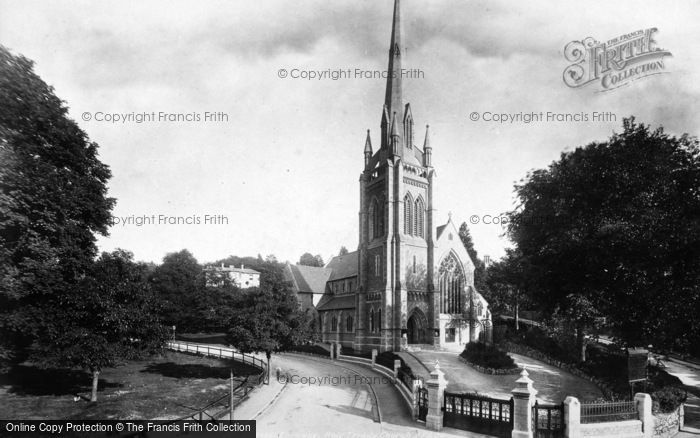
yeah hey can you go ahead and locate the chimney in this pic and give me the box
[240,264,244,269]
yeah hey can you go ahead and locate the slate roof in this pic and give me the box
[436,224,447,240]
[316,294,356,311]
[325,251,359,281]
[283,263,332,294]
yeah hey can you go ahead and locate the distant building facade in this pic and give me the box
[204,263,260,289]
[315,0,491,353]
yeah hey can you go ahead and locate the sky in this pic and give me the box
[1,0,698,266]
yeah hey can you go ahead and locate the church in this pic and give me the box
[312,0,491,353]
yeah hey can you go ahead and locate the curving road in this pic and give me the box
[252,354,481,438]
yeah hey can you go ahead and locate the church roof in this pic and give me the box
[284,263,332,294]
[316,294,355,311]
[436,224,447,239]
[325,251,359,281]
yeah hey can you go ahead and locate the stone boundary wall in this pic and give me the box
[501,341,618,399]
[653,405,683,438]
[457,355,521,375]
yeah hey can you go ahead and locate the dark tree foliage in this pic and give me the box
[458,223,488,294]
[149,249,205,331]
[507,118,700,355]
[338,246,349,256]
[298,252,324,267]
[32,250,167,401]
[226,273,316,370]
[0,46,115,369]
[485,248,532,317]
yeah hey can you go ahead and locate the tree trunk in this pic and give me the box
[514,295,520,331]
[576,327,587,363]
[90,370,100,402]
[266,351,271,385]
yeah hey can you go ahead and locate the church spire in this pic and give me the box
[423,125,432,167]
[384,0,403,124]
[364,129,373,166]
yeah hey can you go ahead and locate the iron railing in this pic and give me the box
[580,400,638,423]
[533,401,564,438]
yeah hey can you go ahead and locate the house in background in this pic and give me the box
[204,263,260,289]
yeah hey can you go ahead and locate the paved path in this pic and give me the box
[410,350,603,403]
[665,358,700,436]
[235,353,495,438]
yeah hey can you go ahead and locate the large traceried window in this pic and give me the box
[414,197,425,238]
[403,193,413,235]
[438,252,464,314]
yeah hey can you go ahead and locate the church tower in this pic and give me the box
[355,0,436,352]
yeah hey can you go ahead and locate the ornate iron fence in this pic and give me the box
[533,401,565,438]
[580,400,638,423]
[443,392,513,437]
[417,387,428,421]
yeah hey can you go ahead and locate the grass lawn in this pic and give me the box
[0,351,261,420]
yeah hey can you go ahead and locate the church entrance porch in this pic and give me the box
[407,308,428,345]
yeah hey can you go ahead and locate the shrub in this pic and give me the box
[646,365,687,413]
[376,351,418,380]
[461,342,515,369]
[289,344,330,356]
[652,386,687,413]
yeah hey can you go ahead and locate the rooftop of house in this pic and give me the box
[204,263,260,275]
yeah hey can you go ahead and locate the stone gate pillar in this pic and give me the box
[563,396,580,438]
[635,393,653,438]
[426,362,448,431]
[512,369,537,438]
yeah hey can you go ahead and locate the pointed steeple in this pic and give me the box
[364,129,373,167]
[364,129,373,153]
[423,124,432,167]
[384,0,403,124]
[423,125,431,149]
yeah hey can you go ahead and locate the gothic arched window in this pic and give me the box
[403,193,413,235]
[415,197,425,238]
[377,199,384,237]
[369,309,375,333]
[377,309,382,333]
[347,316,354,332]
[438,252,465,314]
[331,315,338,332]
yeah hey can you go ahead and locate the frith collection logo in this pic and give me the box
[563,28,672,91]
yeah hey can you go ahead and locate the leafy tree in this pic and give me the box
[338,246,349,256]
[0,46,115,369]
[226,282,314,380]
[507,118,700,356]
[485,248,532,330]
[298,252,324,267]
[149,249,204,331]
[458,223,488,294]
[32,250,167,401]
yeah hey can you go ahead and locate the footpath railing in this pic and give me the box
[164,341,268,422]
[166,341,268,375]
